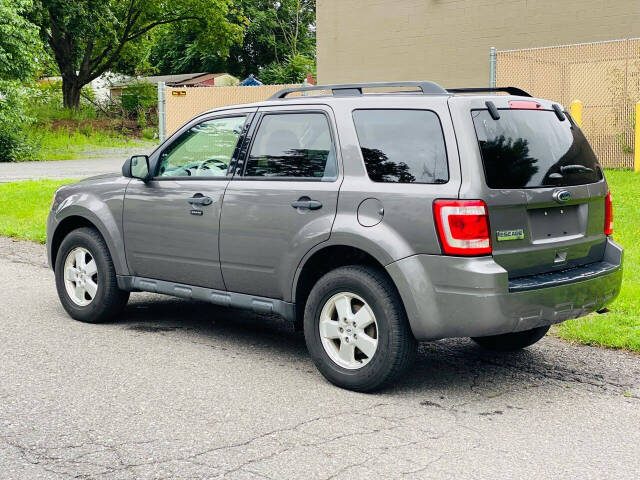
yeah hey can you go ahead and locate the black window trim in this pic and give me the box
[351,107,450,185]
[235,109,340,183]
[149,112,252,181]
[470,108,604,190]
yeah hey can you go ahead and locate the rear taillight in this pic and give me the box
[433,200,492,256]
[604,191,613,236]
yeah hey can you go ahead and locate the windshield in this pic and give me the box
[472,109,603,189]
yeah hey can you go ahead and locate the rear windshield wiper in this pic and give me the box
[560,164,593,174]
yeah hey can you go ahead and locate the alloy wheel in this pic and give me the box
[318,292,379,369]
[63,247,98,306]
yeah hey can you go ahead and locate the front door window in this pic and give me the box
[157,116,246,178]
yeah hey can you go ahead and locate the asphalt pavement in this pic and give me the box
[1,236,639,479]
[0,147,155,182]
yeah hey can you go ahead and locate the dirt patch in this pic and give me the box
[46,118,146,138]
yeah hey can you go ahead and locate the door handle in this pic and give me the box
[291,197,322,210]
[187,194,213,206]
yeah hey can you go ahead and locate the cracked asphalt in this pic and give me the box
[1,236,639,479]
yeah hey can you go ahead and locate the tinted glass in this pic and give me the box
[244,113,336,179]
[472,109,603,189]
[352,109,448,184]
[157,116,246,177]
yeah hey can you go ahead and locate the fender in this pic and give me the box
[288,226,410,303]
[50,184,129,276]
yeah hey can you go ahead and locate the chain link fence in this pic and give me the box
[496,38,640,169]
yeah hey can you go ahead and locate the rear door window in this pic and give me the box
[243,113,337,180]
[472,109,603,189]
[352,109,449,184]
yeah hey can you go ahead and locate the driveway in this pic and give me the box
[1,236,639,479]
[0,147,155,182]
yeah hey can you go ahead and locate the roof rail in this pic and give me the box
[447,87,532,97]
[268,81,448,99]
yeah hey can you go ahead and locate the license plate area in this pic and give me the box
[528,205,584,242]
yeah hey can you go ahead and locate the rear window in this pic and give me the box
[352,109,448,184]
[472,109,603,189]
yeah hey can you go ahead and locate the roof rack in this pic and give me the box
[446,87,531,97]
[268,81,448,99]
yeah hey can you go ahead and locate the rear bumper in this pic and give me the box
[386,238,623,341]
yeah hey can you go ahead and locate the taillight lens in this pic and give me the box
[433,200,492,256]
[604,191,613,236]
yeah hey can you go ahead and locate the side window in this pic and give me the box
[243,113,337,180]
[352,109,449,184]
[157,116,246,178]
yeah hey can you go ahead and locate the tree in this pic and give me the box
[0,0,41,162]
[259,53,315,84]
[150,0,316,79]
[32,0,244,108]
[0,0,41,81]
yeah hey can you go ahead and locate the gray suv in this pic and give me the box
[47,82,623,391]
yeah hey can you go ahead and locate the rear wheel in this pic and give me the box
[55,227,129,323]
[471,326,550,352]
[303,265,416,392]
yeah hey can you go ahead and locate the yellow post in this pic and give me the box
[570,99,583,128]
[635,101,640,172]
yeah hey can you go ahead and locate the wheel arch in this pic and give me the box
[50,208,128,276]
[291,243,405,329]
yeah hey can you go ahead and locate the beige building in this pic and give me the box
[317,0,640,86]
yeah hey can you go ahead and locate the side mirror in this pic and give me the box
[122,155,151,181]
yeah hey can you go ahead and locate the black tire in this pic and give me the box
[303,265,417,392]
[54,227,129,323]
[471,326,550,352]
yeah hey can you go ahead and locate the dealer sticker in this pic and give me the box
[496,228,525,241]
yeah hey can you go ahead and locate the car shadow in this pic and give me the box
[114,293,630,397]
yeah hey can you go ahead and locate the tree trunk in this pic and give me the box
[62,78,82,109]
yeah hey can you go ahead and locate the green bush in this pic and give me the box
[0,130,37,162]
[0,81,38,162]
[119,80,157,117]
[136,109,148,129]
[260,54,316,85]
[142,127,156,140]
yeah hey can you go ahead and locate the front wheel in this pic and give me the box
[471,326,550,352]
[303,265,416,392]
[54,227,129,323]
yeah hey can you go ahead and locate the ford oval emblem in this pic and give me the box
[553,190,571,203]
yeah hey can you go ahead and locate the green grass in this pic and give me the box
[554,170,640,353]
[28,102,100,123]
[0,179,77,242]
[0,171,638,352]
[28,126,154,161]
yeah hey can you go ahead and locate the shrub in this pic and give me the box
[0,81,38,162]
[260,54,316,85]
[0,130,37,162]
[137,109,147,129]
[142,127,156,140]
[119,80,157,117]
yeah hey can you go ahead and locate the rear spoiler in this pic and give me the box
[446,87,532,97]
